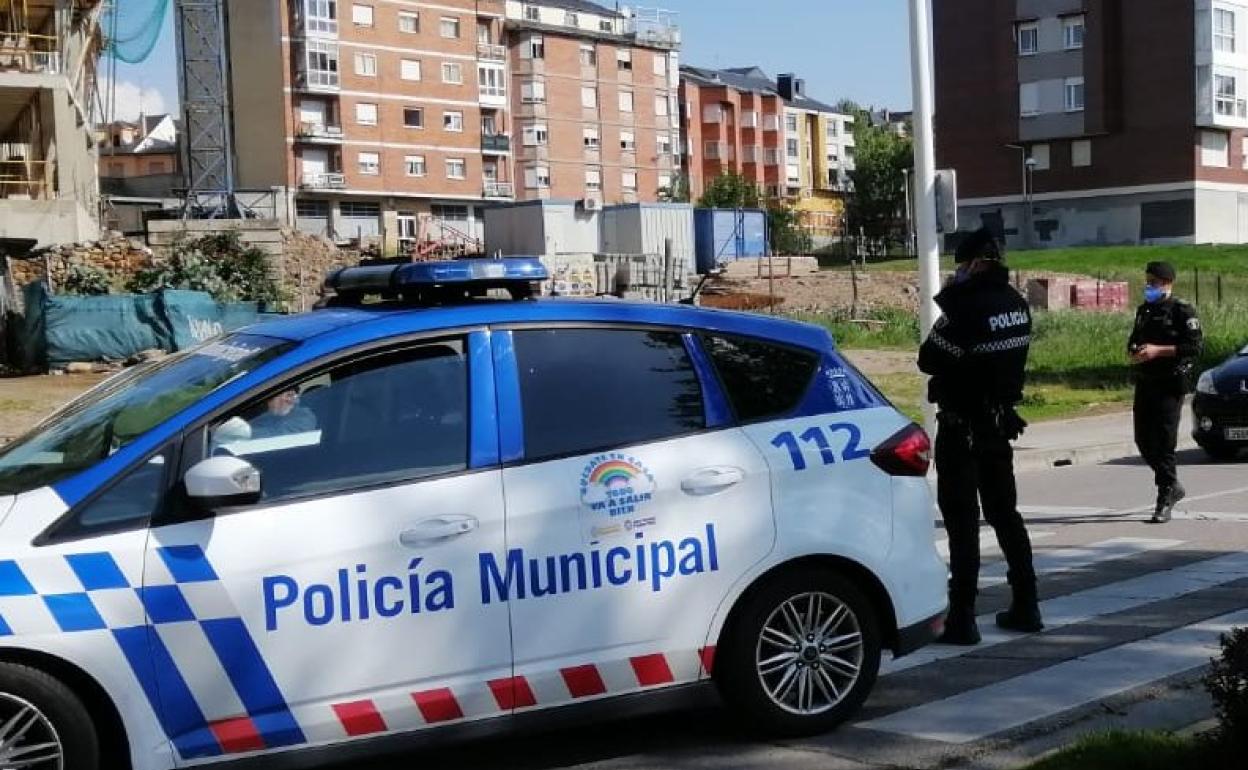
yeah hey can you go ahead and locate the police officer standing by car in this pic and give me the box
[1129,262,1204,524]
[919,227,1042,646]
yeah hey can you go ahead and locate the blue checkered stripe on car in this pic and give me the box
[0,546,306,759]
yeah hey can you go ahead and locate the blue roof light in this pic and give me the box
[325,258,549,304]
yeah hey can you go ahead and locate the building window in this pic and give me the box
[522,122,549,145]
[618,91,634,112]
[354,52,377,77]
[1242,136,1248,169]
[654,54,667,77]
[703,104,723,123]
[302,0,338,36]
[1020,82,1040,117]
[403,107,423,128]
[524,4,540,21]
[1063,15,1085,50]
[355,102,378,125]
[617,50,632,71]
[786,137,799,158]
[582,86,598,108]
[785,112,798,132]
[1072,139,1092,168]
[622,170,638,191]
[657,134,673,155]
[446,158,467,179]
[351,3,373,27]
[443,111,464,132]
[600,19,613,32]
[1029,143,1051,171]
[580,44,597,66]
[1017,21,1039,55]
[786,164,801,184]
[440,16,461,38]
[583,126,600,148]
[1216,8,1236,53]
[303,40,340,89]
[704,140,722,159]
[524,34,545,59]
[358,151,380,175]
[1064,76,1085,112]
[1215,73,1244,117]
[432,204,470,221]
[585,167,602,192]
[1201,129,1230,167]
[479,65,505,98]
[399,11,419,33]
[565,11,578,27]
[522,80,546,102]
[655,96,669,116]
[620,130,636,151]
[401,59,421,81]
[442,62,463,84]
[658,173,672,191]
[405,155,426,176]
[525,166,551,188]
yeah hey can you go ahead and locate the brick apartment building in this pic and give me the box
[227,0,679,251]
[680,66,855,244]
[504,0,681,204]
[935,0,1248,248]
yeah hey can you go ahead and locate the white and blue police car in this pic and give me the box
[0,259,946,769]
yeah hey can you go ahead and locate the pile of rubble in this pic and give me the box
[280,230,361,311]
[10,233,156,289]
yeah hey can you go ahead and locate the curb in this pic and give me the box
[1015,437,1199,473]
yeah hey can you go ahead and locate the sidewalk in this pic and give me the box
[1013,408,1196,473]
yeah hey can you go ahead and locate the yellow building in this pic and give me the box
[776,74,855,246]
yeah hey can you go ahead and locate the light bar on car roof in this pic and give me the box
[324,258,549,303]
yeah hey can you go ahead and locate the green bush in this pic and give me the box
[60,263,113,296]
[128,231,283,306]
[1205,627,1248,756]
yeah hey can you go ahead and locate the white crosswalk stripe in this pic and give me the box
[978,537,1181,586]
[935,530,1055,559]
[884,550,1248,674]
[863,608,1248,743]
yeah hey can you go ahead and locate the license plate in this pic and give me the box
[1227,427,1248,441]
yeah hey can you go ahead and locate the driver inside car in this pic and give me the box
[250,388,318,439]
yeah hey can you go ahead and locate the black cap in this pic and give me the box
[955,227,1003,264]
[1146,261,1176,282]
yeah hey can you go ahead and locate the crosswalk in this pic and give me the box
[857,534,1248,748]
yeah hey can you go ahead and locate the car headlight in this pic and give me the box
[1196,371,1217,395]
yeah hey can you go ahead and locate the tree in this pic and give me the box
[847,121,914,242]
[658,171,691,203]
[697,171,761,209]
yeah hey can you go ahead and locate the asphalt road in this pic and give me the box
[334,449,1248,770]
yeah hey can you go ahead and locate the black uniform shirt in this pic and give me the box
[1128,297,1203,382]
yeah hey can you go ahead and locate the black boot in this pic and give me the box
[938,601,981,646]
[996,582,1043,633]
[1151,483,1185,524]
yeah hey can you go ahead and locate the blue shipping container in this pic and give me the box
[693,208,769,274]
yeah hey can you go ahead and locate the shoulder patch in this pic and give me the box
[1187,317,1201,331]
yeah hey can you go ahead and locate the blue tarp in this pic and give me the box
[20,284,270,368]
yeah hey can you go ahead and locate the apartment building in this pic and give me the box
[0,0,102,247]
[680,66,854,244]
[229,0,513,250]
[936,0,1248,248]
[504,0,681,204]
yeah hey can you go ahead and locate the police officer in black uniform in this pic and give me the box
[1129,261,1203,524]
[919,227,1042,645]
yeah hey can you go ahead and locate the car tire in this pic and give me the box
[0,663,100,770]
[1199,442,1240,462]
[716,568,882,738]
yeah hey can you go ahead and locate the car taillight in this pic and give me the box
[871,424,932,477]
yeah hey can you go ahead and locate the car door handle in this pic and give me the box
[680,467,746,496]
[399,515,479,548]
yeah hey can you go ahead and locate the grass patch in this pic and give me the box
[791,308,921,351]
[1025,730,1229,770]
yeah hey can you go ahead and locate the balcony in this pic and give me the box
[477,43,506,62]
[482,134,511,153]
[0,33,60,74]
[479,85,508,108]
[762,114,780,132]
[484,180,514,198]
[296,69,341,92]
[296,123,344,143]
[0,160,54,200]
[301,172,347,190]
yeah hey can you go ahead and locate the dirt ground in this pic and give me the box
[703,269,922,314]
[0,374,108,442]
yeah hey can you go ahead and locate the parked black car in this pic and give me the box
[1192,344,1248,460]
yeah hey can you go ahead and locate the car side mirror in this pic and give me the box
[184,456,262,509]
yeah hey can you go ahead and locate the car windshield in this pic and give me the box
[1241,344,1248,356]
[0,334,294,497]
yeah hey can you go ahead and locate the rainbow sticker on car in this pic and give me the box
[579,454,658,544]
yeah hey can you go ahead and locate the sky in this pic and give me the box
[107,0,912,122]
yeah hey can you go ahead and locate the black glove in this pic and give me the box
[994,405,1028,441]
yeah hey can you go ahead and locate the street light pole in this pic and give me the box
[908,0,941,340]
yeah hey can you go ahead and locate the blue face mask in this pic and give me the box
[952,265,972,285]
[1144,285,1167,304]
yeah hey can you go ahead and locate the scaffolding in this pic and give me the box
[0,0,61,73]
[175,0,236,218]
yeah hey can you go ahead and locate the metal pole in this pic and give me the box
[908,0,941,437]
[902,168,914,259]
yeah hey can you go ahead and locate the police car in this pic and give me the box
[0,259,946,769]
[1193,342,1248,460]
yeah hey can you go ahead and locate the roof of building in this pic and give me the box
[680,64,845,115]
[532,0,622,18]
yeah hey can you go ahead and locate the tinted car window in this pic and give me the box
[701,335,818,421]
[210,340,468,502]
[514,329,705,460]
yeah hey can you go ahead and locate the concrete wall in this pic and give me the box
[146,220,286,270]
[0,199,98,247]
[228,0,291,190]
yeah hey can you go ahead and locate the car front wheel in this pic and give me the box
[717,569,882,737]
[0,663,99,770]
